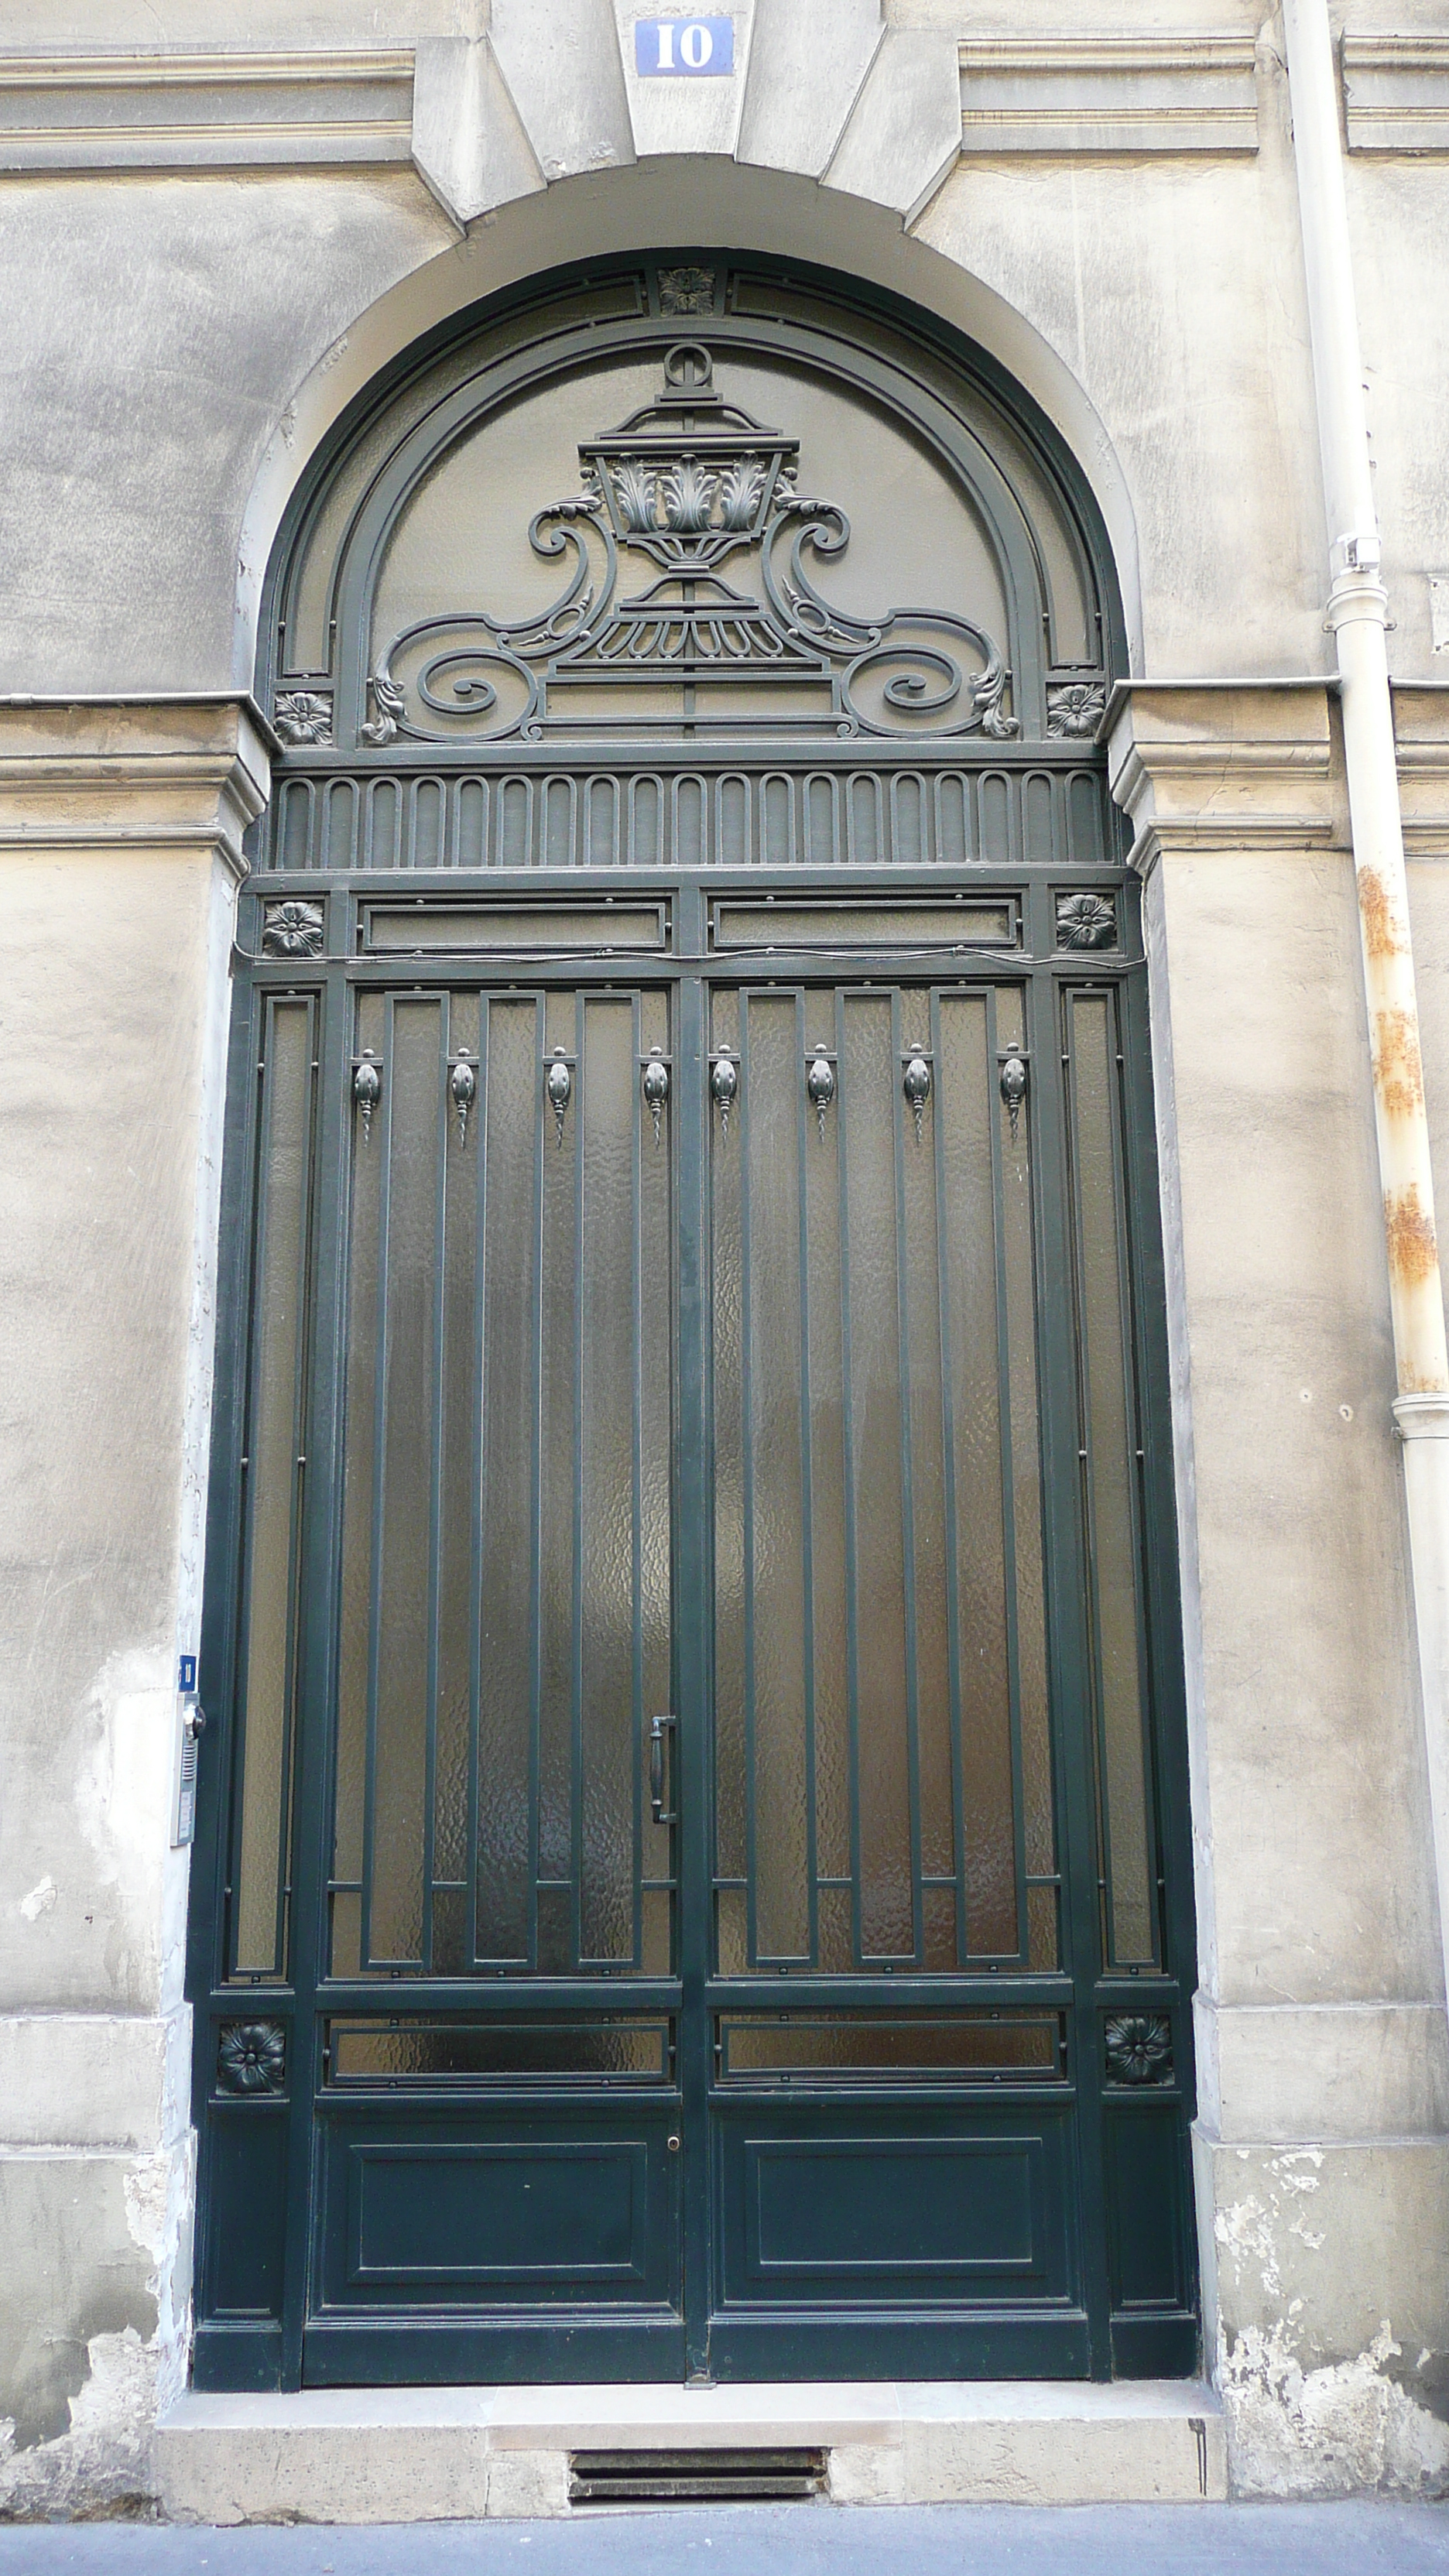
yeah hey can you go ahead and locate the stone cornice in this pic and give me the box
[0,698,271,876]
[0,49,415,173]
[1103,680,1341,868]
[958,34,1260,157]
[1343,33,1449,155]
[1392,683,1449,849]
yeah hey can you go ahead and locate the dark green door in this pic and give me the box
[190,262,1197,2390]
[192,881,1196,2389]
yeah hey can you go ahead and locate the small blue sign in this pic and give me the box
[635,16,735,77]
[179,1654,197,1695]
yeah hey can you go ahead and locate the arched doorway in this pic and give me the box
[189,255,1197,2390]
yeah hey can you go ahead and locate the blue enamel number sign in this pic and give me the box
[635,17,735,76]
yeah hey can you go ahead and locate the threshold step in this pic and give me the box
[157,2379,1227,2521]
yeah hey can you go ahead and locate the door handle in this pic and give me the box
[649,1714,678,1826]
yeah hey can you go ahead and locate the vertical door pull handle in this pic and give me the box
[649,1713,678,1826]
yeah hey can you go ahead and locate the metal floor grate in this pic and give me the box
[568,2446,828,2505]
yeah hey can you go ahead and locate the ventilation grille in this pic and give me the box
[568,2446,827,2505]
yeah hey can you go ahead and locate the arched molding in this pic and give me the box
[235,163,1143,694]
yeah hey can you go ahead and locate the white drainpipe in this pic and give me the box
[1282,0,1449,2007]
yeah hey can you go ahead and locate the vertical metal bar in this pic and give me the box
[738,991,758,1968]
[420,999,448,1971]
[527,992,546,1972]
[570,987,587,1970]
[834,983,865,1967]
[276,959,351,2389]
[630,986,646,1970]
[793,987,820,1967]
[674,968,711,2376]
[358,995,393,1969]
[227,1003,276,1975]
[929,984,970,1968]
[466,995,489,1964]
[1031,961,1114,2374]
[890,987,925,1966]
[986,985,1030,1962]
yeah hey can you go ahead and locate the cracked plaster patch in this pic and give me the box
[1221,2320,1449,2499]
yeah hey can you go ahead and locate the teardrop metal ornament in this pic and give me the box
[642,1047,670,1148]
[450,1052,477,1148]
[710,1054,739,1138]
[353,1049,381,1146]
[807,1046,836,1142]
[999,1052,1028,1141]
[903,1050,932,1144]
[546,1048,573,1147]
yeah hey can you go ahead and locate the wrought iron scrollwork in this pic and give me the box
[358,345,1019,748]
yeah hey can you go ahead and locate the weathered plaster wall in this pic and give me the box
[1,0,1447,2513]
[0,711,261,2511]
[1115,685,1449,2496]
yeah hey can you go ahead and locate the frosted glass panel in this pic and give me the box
[1070,993,1155,1967]
[235,999,313,1978]
[711,979,1047,1975]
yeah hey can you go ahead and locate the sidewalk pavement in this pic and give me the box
[2,2502,1447,2574]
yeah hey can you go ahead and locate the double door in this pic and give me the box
[194,899,1196,2388]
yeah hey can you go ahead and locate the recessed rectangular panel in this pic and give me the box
[712,903,1014,951]
[328,2019,672,2084]
[206,2113,288,2318]
[364,905,666,954]
[718,2015,1062,2081]
[748,2136,1040,2276]
[346,2139,652,2284]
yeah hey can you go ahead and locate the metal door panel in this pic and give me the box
[193,915,1196,2389]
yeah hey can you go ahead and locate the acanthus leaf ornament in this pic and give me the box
[262,898,324,957]
[358,673,406,747]
[361,346,1019,748]
[273,689,333,745]
[657,265,716,317]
